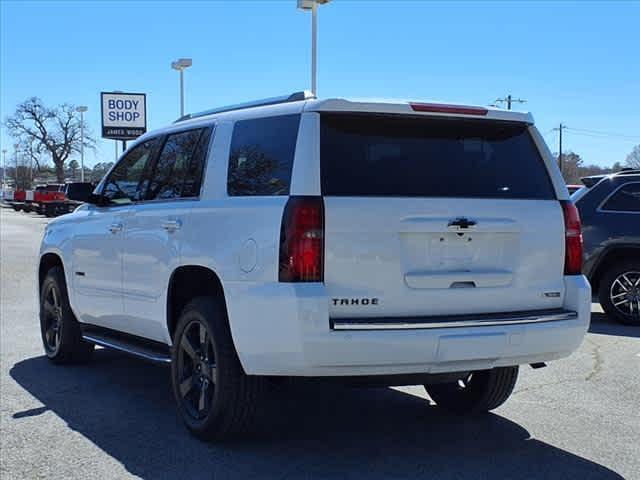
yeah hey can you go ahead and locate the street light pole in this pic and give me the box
[171,58,193,117]
[311,1,317,96]
[1,149,6,189]
[76,106,88,182]
[298,0,330,96]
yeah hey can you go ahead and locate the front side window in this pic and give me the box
[146,128,209,201]
[601,183,640,212]
[102,138,159,204]
[227,114,300,196]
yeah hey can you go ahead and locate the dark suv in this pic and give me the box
[573,169,640,325]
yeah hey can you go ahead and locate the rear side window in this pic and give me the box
[146,127,211,200]
[227,114,300,196]
[601,183,640,212]
[320,114,555,199]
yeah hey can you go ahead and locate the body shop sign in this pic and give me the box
[101,92,147,140]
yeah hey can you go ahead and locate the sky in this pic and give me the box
[1,0,639,169]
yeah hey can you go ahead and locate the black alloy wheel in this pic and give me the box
[609,271,640,323]
[41,281,63,355]
[599,261,640,326]
[39,266,94,363]
[176,319,218,420]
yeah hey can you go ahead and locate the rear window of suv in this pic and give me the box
[320,114,555,199]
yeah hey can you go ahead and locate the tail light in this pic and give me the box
[279,196,324,282]
[561,200,583,275]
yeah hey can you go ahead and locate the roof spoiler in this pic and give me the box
[581,176,605,188]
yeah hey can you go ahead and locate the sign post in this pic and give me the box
[100,92,147,154]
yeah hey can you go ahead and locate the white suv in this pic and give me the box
[38,92,591,439]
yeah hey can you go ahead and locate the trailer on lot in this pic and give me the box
[7,182,93,217]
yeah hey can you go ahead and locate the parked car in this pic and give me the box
[573,169,640,325]
[38,92,591,440]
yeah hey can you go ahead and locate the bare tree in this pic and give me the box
[4,97,94,182]
[625,144,640,169]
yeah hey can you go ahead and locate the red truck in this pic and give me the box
[9,183,92,217]
[10,189,27,210]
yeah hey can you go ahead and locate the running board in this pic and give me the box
[81,325,171,364]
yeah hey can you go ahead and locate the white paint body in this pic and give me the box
[40,97,591,376]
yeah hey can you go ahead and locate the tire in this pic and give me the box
[598,261,640,326]
[40,266,94,363]
[425,366,519,414]
[171,296,264,440]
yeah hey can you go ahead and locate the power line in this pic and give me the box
[564,131,639,143]
[491,94,526,110]
[564,127,640,140]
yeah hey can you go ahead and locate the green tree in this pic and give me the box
[68,159,79,180]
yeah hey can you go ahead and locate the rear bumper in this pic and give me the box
[224,275,591,377]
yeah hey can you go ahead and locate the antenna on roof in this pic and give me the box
[175,91,315,123]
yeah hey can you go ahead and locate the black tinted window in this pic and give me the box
[182,128,211,198]
[227,114,300,196]
[103,139,158,204]
[147,128,207,200]
[602,183,640,212]
[320,114,555,199]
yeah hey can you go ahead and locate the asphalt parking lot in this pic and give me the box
[1,205,638,480]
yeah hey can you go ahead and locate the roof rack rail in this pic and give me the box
[614,168,640,176]
[175,90,315,123]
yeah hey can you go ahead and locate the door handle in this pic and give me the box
[108,223,123,234]
[162,220,182,232]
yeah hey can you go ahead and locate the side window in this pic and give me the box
[601,183,640,212]
[182,128,212,198]
[227,114,300,196]
[146,129,206,200]
[102,139,159,204]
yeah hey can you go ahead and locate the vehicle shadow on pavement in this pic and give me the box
[589,312,640,338]
[11,351,623,480]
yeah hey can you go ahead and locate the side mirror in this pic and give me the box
[86,193,109,206]
[65,183,95,203]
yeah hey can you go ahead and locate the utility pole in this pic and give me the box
[553,123,565,174]
[492,94,526,110]
[76,106,88,182]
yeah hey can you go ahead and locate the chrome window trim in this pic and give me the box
[596,181,640,215]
